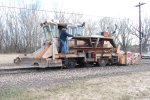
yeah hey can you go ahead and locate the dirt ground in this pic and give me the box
[1,71,150,100]
[0,54,19,64]
[0,54,150,100]
[44,72,150,100]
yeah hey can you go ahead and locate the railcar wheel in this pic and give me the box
[64,58,76,69]
[107,59,113,66]
[98,59,107,67]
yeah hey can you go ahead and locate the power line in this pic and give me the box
[0,5,89,15]
[0,5,130,20]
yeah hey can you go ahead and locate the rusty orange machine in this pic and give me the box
[14,20,141,68]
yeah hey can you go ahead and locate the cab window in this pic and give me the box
[49,24,58,38]
[43,26,52,41]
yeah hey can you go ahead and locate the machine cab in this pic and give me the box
[41,20,85,53]
[67,24,84,36]
[41,20,60,48]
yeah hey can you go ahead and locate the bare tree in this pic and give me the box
[0,16,5,52]
[84,19,97,36]
[69,13,84,24]
[117,19,133,51]
[17,2,42,53]
[98,17,116,33]
[141,17,150,52]
[0,1,42,53]
[130,17,150,53]
[97,17,121,45]
[53,7,70,23]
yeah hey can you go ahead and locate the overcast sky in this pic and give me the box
[1,0,150,21]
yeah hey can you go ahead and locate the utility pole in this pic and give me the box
[135,2,145,55]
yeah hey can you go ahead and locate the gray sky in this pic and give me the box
[1,0,150,21]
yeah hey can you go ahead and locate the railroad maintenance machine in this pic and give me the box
[14,19,141,68]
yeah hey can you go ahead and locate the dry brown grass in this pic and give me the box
[1,71,150,100]
[0,54,19,64]
[44,71,150,100]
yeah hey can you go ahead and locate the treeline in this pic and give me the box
[0,3,150,53]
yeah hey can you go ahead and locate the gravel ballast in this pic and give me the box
[0,59,150,89]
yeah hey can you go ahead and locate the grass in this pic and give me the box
[0,88,24,100]
[1,72,150,100]
[118,95,131,100]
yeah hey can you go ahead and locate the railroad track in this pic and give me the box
[0,59,149,75]
[0,59,150,89]
[0,66,62,75]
